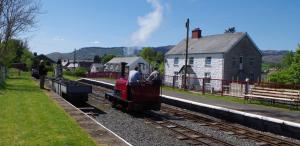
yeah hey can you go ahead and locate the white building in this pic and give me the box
[90,63,104,73]
[165,28,262,91]
[105,56,149,74]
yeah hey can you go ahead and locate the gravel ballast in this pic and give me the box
[84,84,300,146]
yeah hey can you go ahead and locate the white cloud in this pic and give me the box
[131,0,163,46]
[53,36,64,41]
[89,41,100,44]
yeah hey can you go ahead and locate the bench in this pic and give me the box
[244,86,300,106]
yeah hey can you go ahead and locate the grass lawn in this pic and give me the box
[63,74,80,81]
[0,72,97,146]
[47,71,80,81]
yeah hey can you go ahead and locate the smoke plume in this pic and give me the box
[131,0,163,46]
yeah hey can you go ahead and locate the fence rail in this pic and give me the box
[86,71,300,98]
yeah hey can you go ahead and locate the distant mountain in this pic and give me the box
[46,46,173,61]
[47,47,125,61]
[261,50,291,64]
[47,46,287,65]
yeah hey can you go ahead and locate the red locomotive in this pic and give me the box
[105,62,161,112]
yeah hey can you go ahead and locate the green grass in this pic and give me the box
[162,86,300,112]
[63,74,80,80]
[47,71,80,81]
[0,72,98,146]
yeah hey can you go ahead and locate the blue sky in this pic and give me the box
[26,0,300,54]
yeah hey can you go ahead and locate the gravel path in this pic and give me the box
[94,108,190,146]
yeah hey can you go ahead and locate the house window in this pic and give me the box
[239,56,243,70]
[204,72,211,83]
[205,57,212,66]
[174,57,179,66]
[239,56,243,64]
[204,72,211,78]
[189,57,194,65]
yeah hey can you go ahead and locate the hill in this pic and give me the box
[261,50,290,64]
[46,46,288,64]
[47,47,125,61]
[46,46,173,61]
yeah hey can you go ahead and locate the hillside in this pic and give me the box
[47,47,125,61]
[47,46,173,61]
[47,46,289,64]
[261,50,290,64]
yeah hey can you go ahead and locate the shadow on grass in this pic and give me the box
[5,82,40,93]
[0,81,6,90]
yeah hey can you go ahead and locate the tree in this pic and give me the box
[139,47,165,73]
[102,54,115,64]
[225,27,236,33]
[140,47,156,63]
[0,0,40,65]
[93,55,101,63]
[280,51,294,69]
[268,45,300,84]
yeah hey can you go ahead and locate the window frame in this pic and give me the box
[189,57,194,65]
[174,57,179,66]
[205,57,212,67]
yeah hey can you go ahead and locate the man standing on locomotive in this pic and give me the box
[127,66,141,99]
[128,66,141,85]
[146,67,161,86]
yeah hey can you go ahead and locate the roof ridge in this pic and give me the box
[191,32,246,39]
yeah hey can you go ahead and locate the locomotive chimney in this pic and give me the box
[192,28,202,39]
[120,62,127,78]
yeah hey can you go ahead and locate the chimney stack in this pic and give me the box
[192,28,202,39]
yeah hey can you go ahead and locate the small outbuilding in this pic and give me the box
[90,63,104,73]
[105,56,149,74]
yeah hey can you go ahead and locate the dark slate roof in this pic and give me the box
[34,54,55,63]
[106,56,144,66]
[166,32,246,55]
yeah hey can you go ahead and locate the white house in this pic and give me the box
[105,56,149,74]
[165,28,262,91]
[67,63,79,70]
[90,63,104,73]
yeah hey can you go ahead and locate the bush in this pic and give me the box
[74,67,87,77]
[64,67,87,77]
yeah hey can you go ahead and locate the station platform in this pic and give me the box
[80,78,300,139]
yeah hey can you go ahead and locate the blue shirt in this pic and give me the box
[128,70,141,85]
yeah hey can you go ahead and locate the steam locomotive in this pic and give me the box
[105,62,161,112]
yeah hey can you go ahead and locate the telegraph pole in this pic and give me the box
[184,18,189,90]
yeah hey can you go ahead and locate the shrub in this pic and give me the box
[74,67,87,77]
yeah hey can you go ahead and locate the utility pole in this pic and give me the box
[73,48,76,72]
[184,18,190,90]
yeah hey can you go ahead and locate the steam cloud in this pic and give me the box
[131,0,163,46]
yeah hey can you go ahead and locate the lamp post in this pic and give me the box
[184,18,190,90]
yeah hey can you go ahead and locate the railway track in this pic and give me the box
[144,111,233,146]
[161,106,300,146]
[80,81,300,146]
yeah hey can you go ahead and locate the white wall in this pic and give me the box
[164,53,224,90]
